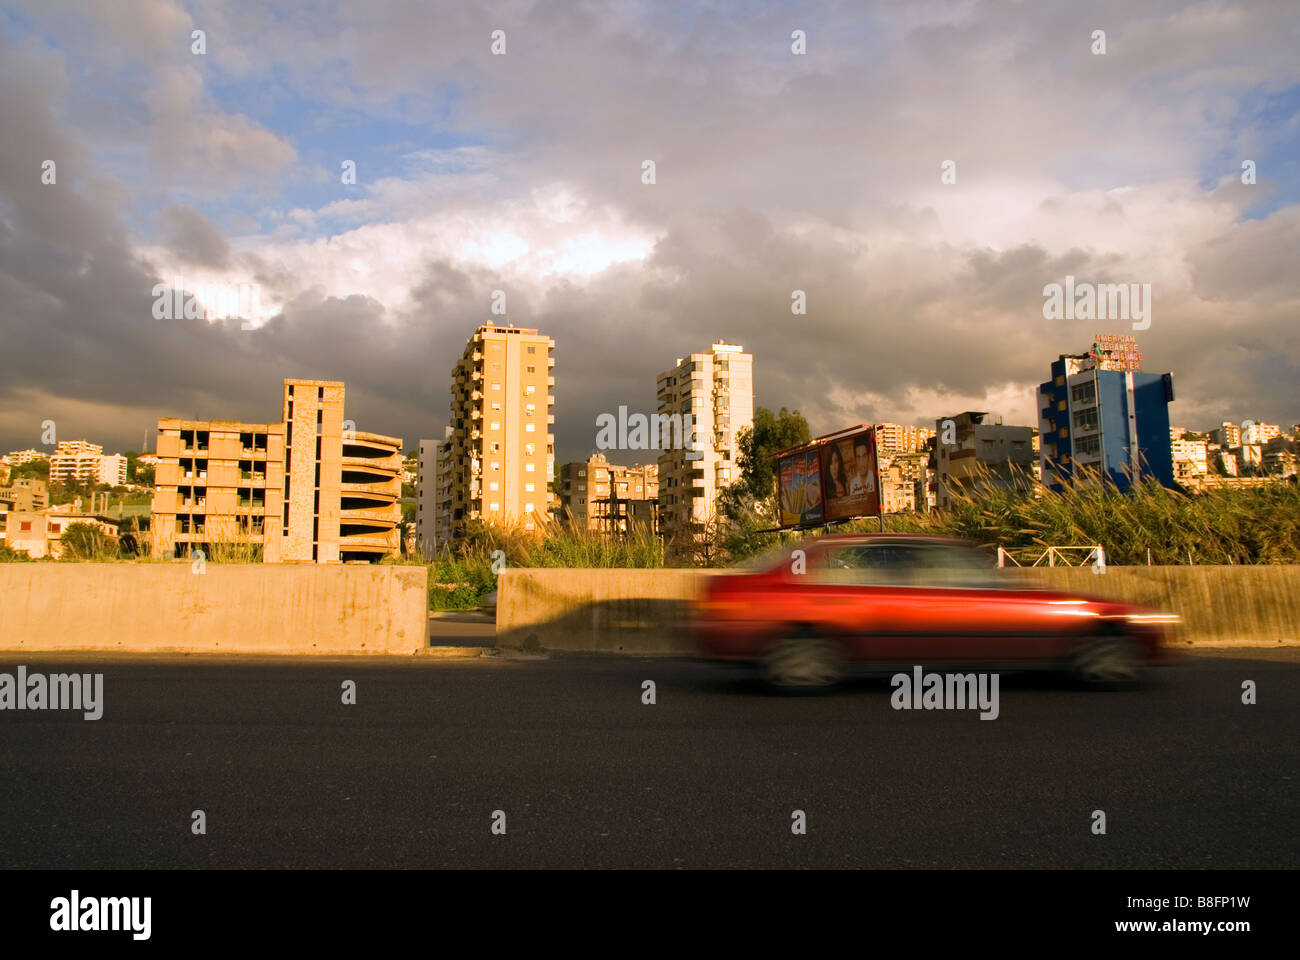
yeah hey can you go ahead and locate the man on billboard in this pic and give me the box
[848,434,876,495]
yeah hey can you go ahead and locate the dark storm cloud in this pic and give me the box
[159,206,232,269]
[2,0,1299,459]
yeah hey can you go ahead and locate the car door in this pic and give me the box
[874,544,1049,662]
[803,542,931,662]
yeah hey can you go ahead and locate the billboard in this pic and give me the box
[819,427,880,521]
[777,447,823,526]
[775,425,881,528]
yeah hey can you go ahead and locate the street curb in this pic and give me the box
[420,646,489,658]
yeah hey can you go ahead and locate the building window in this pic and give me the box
[525,483,535,492]
[526,464,536,472]
[527,365,535,373]
[1077,434,1102,456]
[493,383,501,391]
[489,482,499,491]
[527,346,536,354]
[525,385,536,395]
[525,503,535,513]
[490,422,500,431]
[489,503,500,512]
[525,424,536,433]
[525,443,536,455]
[525,404,535,414]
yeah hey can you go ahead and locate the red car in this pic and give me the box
[691,534,1177,689]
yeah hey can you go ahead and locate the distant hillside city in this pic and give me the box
[1,327,1296,563]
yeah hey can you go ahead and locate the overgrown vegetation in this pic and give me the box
[58,522,119,561]
[417,518,670,609]
[707,468,1300,567]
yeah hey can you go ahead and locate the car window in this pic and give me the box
[814,543,994,587]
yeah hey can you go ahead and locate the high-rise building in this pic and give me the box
[558,452,658,533]
[436,325,556,542]
[1170,435,1209,483]
[150,378,401,562]
[655,342,753,540]
[930,412,1036,510]
[1037,335,1175,492]
[875,423,937,464]
[1209,422,1242,449]
[415,439,435,558]
[48,441,127,487]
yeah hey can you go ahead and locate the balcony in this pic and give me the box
[338,531,392,552]
[341,453,399,477]
[341,479,399,499]
[338,504,398,525]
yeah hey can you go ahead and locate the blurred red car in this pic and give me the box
[691,534,1177,689]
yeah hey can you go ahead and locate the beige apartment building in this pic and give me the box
[3,449,49,466]
[48,440,128,487]
[558,452,658,533]
[150,379,401,562]
[1170,432,1209,483]
[1,504,120,559]
[876,423,936,464]
[655,342,754,540]
[431,325,556,546]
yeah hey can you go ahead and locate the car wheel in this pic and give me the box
[762,635,844,689]
[1070,634,1143,689]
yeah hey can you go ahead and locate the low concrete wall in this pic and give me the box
[497,566,1300,654]
[0,564,428,655]
[497,568,711,654]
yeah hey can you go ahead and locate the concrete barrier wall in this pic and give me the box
[0,564,428,655]
[497,566,1300,654]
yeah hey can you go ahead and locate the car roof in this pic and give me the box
[811,533,975,547]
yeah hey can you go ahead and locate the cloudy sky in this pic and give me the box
[1,0,1297,462]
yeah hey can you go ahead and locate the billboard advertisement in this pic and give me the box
[777,447,823,527]
[775,425,881,528]
[819,427,880,521]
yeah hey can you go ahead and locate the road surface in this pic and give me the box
[3,647,1296,868]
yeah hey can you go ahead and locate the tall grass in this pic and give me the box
[419,518,670,609]
[711,469,1300,566]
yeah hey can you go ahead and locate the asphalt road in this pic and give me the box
[2,648,1297,868]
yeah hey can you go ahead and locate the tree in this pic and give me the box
[9,459,49,482]
[735,407,811,502]
[59,522,118,560]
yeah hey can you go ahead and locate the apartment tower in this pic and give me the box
[1037,335,1175,492]
[435,325,556,543]
[655,342,753,540]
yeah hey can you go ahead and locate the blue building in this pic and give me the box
[1037,337,1176,492]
